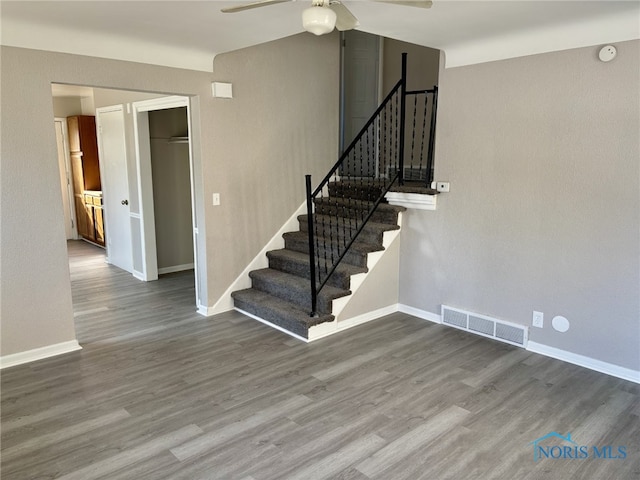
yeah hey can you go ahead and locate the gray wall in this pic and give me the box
[383,39,440,94]
[399,40,640,370]
[209,33,340,299]
[0,33,339,357]
[149,107,194,270]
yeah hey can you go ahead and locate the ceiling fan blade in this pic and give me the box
[374,0,433,8]
[221,0,291,13]
[329,2,360,31]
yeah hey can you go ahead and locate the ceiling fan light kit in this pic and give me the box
[221,0,431,36]
[302,5,337,35]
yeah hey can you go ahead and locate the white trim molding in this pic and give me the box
[0,340,82,369]
[385,192,437,211]
[397,305,639,384]
[158,263,195,275]
[527,341,640,385]
[398,304,441,324]
[235,308,309,343]
[308,304,399,342]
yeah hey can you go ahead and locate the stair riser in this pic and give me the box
[327,185,385,202]
[250,274,334,314]
[313,202,400,225]
[232,297,309,338]
[267,255,351,290]
[298,218,384,246]
[284,236,369,268]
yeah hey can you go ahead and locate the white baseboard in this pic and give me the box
[398,304,441,324]
[158,263,194,275]
[527,341,640,384]
[395,305,638,384]
[234,308,309,343]
[205,201,307,316]
[309,304,400,341]
[0,340,82,369]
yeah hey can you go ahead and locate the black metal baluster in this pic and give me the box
[382,100,387,181]
[394,91,399,181]
[426,85,438,187]
[409,93,418,179]
[418,92,428,181]
[365,127,371,201]
[320,190,328,282]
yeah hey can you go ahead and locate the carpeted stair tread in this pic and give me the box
[231,288,334,339]
[284,231,383,254]
[314,196,405,213]
[249,268,351,314]
[266,248,366,290]
[297,214,399,247]
[313,197,405,225]
[327,180,387,201]
[389,181,439,195]
[232,179,406,338]
[283,232,379,268]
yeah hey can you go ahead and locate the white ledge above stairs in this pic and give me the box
[385,191,437,210]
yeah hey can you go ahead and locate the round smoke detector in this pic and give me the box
[599,45,617,62]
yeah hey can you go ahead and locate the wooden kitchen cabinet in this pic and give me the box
[83,191,104,246]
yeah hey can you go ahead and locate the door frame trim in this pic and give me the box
[54,117,79,240]
[132,95,204,309]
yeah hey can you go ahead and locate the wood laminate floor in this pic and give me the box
[1,240,638,479]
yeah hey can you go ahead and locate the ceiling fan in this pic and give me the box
[221,0,433,36]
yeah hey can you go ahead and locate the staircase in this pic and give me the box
[232,53,437,341]
[232,181,405,339]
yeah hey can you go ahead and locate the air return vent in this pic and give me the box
[441,305,528,348]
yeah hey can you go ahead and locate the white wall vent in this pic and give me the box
[441,305,528,348]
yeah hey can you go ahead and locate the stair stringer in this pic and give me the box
[207,201,307,316]
[307,212,403,342]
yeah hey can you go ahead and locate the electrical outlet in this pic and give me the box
[212,193,220,206]
[436,182,450,193]
[532,311,544,328]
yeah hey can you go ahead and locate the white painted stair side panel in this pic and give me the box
[307,217,402,341]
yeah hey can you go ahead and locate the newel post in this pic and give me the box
[305,175,318,317]
[398,52,408,185]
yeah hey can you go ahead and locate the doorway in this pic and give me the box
[340,30,382,152]
[132,96,203,309]
[52,86,206,326]
[148,107,194,275]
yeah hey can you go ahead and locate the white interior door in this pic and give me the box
[96,106,133,273]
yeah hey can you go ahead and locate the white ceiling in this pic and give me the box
[2,1,639,72]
